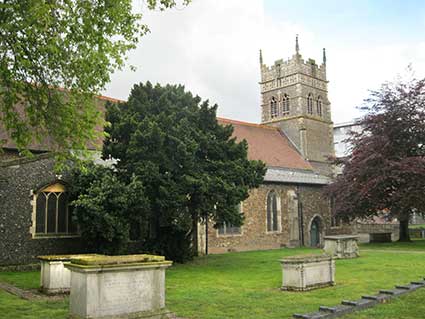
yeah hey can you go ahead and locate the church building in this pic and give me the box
[198,37,340,254]
[0,38,341,266]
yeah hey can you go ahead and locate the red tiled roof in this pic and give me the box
[218,117,313,171]
[0,94,121,152]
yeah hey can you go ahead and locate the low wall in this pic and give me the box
[354,223,399,243]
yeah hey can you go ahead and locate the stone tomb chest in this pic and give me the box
[38,254,100,294]
[323,235,359,259]
[280,254,335,291]
[65,254,173,319]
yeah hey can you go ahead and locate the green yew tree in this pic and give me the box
[68,163,149,254]
[103,82,266,260]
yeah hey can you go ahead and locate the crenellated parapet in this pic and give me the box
[260,55,326,85]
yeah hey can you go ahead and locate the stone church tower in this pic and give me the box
[260,36,335,176]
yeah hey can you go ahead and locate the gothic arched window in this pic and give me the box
[282,94,290,115]
[317,96,323,116]
[34,183,77,236]
[270,97,278,118]
[266,190,280,232]
[307,93,313,115]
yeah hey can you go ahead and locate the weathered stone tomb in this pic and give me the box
[38,254,100,294]
[280,254,335,291]
[65,254,172,319]
[323,235,359,259]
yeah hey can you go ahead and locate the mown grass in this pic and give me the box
[360,238,425,251]
[0,290,68,319]
[409,224,425,229]
[0,271,39,290]
[0,242,424,319]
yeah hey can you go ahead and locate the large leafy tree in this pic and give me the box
[327,76,425,241]
[103,82,266,259]
[0,0,189,156]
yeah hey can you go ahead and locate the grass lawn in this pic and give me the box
[360,238,425,251]
[0,290,68,319]
[0,241,425,319]
[409,224,425,229]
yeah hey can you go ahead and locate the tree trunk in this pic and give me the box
[398,217,411,242]
[191,214,199,256]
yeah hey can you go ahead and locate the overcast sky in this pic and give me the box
[104,0,425,125]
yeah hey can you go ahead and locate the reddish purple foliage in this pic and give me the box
[326,76,425,240]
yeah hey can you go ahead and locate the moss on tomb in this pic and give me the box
[37,254,102,261]
[280,254,332,263]
[70,254,166,266]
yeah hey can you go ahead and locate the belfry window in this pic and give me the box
[270,97,278,118]
[34,183,77,236]
[317,96,323,116]
[307,93,313,115]
[282,94,290,115]
[266,190,280,232]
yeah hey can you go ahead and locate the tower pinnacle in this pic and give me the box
[259,49,263,65]
[295,34,299,54]
[323,48,327,65]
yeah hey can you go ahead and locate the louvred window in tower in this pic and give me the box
[270,96,278,118]
[282,94,290,115]
[307,93,313,115]
[317,96,322,116]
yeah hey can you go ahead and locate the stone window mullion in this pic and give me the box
[44,192,49,234]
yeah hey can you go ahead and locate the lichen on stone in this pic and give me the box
[37,254,101,261]
[70,254,166,266]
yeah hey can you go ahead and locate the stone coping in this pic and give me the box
[324,235,359,240]
[37,254,101,262]
[65,260,173,273]
[69,254,166,266]
[280,254,332,264]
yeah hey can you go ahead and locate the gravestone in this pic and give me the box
[65,254,172,319]
[280,254,335,291]
[323,235,359,259]
[38,254,100,294]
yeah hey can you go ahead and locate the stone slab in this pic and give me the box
[341,298,376,310]
[293,278,425,319]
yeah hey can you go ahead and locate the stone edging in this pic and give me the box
[0,281,52,301]
[293,278,425,319]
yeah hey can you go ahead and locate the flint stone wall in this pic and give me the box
[0,154,85,266]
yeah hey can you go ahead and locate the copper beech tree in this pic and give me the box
[326,76,425,241]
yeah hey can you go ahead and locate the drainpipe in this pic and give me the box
[205,219,209,255]
[296,186,304,246]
